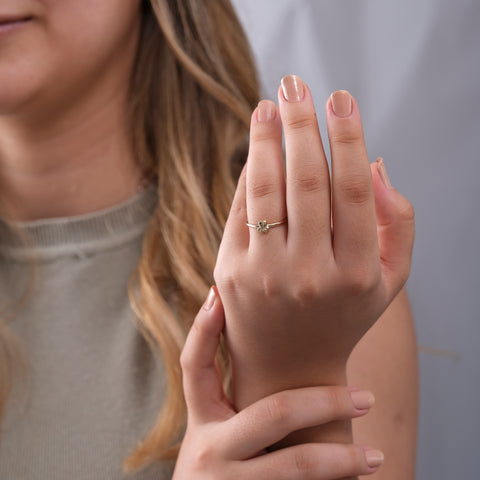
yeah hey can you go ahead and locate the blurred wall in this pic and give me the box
[231,0,480,478]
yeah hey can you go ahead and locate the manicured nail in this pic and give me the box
[257,100,276,122]
[203,287,217,311]
[376,157,394,190]
[281,75,304,102]
[350,390,375,410]
[364,448,385,468]
[331,90,352,117]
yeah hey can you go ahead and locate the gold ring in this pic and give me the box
[245,218,287,233]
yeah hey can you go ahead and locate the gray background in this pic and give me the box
[232,0,480,478]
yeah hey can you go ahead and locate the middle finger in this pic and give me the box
[278,75,332,256]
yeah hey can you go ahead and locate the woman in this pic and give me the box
[0,1,416,478]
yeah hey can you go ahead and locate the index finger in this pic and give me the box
[222,386,373,459]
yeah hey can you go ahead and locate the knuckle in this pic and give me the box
[344,265,380,295]
[337,175,372,205]
[345,446,366,470]
[214,261,243,293]
[250,128,277,144]
[259,269,282,298]
[293,446,317,474]
[215,273,238,297]
[248,177,278,199]
[192,442,215,470]
[265,393,292,427]
[397,199,416,223]
[330,129,363,146]
[285,113,317,132]
[325,388,346,415]
[291,170,324,193]
[293,284,319,305]
[291,273,322,304]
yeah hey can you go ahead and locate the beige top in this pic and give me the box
[0,187,175,479]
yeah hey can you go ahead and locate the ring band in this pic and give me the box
[246,218,287,233]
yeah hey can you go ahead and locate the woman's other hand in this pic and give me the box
[214,76,415,408]
[173,287,384,479]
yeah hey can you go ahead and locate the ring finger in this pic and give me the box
[246,100,287,251]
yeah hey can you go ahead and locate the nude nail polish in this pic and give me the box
[350,390,375,410]
[203,287,217,311]
[257,100,276,122]
[365,449,385,469]
[281,75,304,102]
[331,90,352,118]
[376,157,394,190]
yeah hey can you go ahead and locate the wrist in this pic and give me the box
[231,360,348,409]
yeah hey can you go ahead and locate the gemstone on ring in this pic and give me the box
[256,220,269,232]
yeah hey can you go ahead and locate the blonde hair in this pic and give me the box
[124,0,259,471]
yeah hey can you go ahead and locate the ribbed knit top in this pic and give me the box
[0,186,158,261]
[0,186,175,479]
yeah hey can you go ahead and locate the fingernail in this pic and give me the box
[350,390,375,410]
[257,100,276,122]
[203,287,217,311]
[376,157,394,190]
[364,448,385,468]
[281,75,304,102]
[331,90,352,118]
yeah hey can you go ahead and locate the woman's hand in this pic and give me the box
[214,76,415,408]
[173,287,384,479]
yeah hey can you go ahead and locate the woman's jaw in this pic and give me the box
[0,0,145,221]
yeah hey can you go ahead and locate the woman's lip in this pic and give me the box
[0,16,32,25]
[0,16,32,35]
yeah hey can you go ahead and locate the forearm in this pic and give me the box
[348,287,418,479]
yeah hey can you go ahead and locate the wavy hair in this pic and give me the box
[123,0,259,471]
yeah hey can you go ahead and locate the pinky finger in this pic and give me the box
[371,158,415,297]
[242,443,384,480]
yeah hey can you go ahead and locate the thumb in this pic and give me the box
[180,286,233,423]
[371,158,415,298]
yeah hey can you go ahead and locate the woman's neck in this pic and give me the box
[0,66,143,222]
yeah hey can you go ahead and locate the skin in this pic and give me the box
[0,2,417,478]
[0,0,143,220]
[174,288,384,479]
[214,80,417,479]
[348,288,418,480]
[215,84,415,403]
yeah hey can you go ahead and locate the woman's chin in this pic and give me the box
[0,69,47,118]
